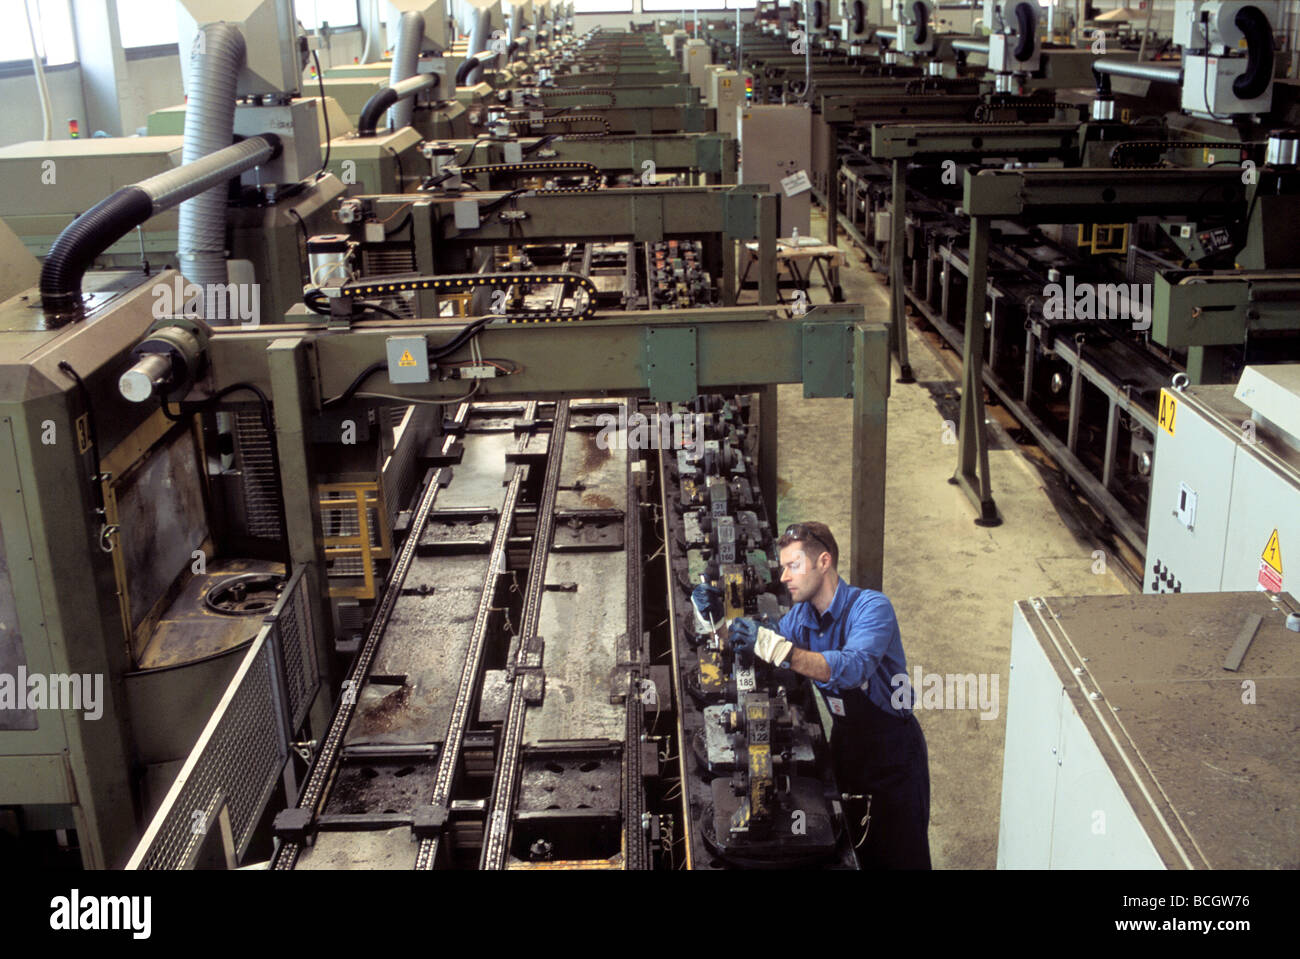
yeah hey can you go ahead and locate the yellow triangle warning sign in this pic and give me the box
[398,350,417,368]
[1261,529,1281,574]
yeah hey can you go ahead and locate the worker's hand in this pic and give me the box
[730,618,793,669]
[691,584,724,634]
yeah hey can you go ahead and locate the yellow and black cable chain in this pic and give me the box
[1107,139,1244,169]
[975,100,1060,122]
[459,160,602,179]
[534,87,617,105]
[510,114,613,136]
[339,272,599,323]
[457,160,604,192]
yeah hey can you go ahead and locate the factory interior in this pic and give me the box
[0,0,1297,880]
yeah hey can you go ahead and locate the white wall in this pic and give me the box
[0,66,88,147]
[119,54,184,135]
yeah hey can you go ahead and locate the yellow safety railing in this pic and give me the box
[319,481,392,600]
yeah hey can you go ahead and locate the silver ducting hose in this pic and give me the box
[176,23,246,303]
[40,137,281,323]
[1093,58,1181,85]
[388,10,425,131]
[142,137,282,209]
[467,7,491,84]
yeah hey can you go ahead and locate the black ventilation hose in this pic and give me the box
[508,39,522,58]
[852,0,866,36]
[1233,5,1275,101]
[1013,1,1038,62]
[912,1,929,45]
[358,89,400,137]
[455,54,482,86]
[813,0,824,31]
[39,186,153,323]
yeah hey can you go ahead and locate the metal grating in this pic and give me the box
[235,409,283,539]
[128,568,319,869]
[132,639,285,869]
[277,570,319,730]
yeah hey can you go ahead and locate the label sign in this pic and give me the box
[1158,389,1177,437]
[1259,528,1282,593]
[780,169,812,197]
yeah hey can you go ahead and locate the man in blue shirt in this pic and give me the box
[697,521,931,869]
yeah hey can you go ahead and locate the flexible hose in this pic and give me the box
[1012,1,1038,62]
[177,23,246,310]
[359,73,437,135]
[467,7,491,84]
[452,52,483,85]
[388,10,425,131]
[1233,5,1275,101]
[40,136,280,324]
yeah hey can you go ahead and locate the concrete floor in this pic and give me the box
[772,211,1134,869]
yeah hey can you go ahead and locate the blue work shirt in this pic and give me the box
[776,577,909,716]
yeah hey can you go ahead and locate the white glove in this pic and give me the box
[754,627,794,667]
[733,618,793,668]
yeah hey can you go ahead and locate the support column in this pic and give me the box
[267,337,338,733]
[951,215,1001,526]
[757,192,779,525]
[757,192,779,305]
[890,158,915,383]
[851,322,889,591]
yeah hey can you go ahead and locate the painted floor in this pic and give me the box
[770,210,1133,869]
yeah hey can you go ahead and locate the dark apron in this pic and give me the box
[813,601,932,870]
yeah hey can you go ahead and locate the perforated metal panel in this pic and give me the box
[129,568,320,869]
[235,409,284,539]
[134,638,286,869]
[276,569,319,730]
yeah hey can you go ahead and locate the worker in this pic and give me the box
[691,521,931,869]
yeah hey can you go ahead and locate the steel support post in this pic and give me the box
[951,216,1001,526]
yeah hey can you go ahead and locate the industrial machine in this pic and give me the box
[1144,365,1300,597]
[1000,589,1298,868]
[2,8,897,869]
[708,0,1300,582]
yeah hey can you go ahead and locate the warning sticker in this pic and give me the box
[1158,389,1177,437]
[1258,529,1282,592]
[398,350,417,368]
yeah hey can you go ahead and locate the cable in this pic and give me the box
[323,361,385,406]
[455,136,493,167]
[159,382,292,570]
[312,48,332,176]
[353,381,481,406]
[56,361,105,516]
[384,144,404,190]
[288,208,310,243]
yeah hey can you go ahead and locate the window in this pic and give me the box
[3,0,77,66]
[116,0,179,48]
[642,0,750,11]
[572,1,635,11]
[296,0,360,30]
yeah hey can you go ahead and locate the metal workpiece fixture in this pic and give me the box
[118,323,207,404]
[39,136,282,324]
[1266,130,1300,168]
